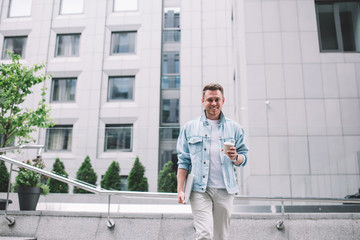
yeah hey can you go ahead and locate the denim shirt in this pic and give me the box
[177,111,249,194]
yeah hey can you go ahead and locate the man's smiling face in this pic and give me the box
[202,90,225,120]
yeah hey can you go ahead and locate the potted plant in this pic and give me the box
[15,158,49,211]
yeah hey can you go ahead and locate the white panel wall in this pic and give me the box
[240,0,360,199]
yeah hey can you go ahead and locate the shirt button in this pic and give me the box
[204,162,206,164]
[205,134,208,137]
[203,175,205,178]
[204,148,206,151]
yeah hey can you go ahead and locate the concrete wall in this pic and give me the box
[0,211,359,240]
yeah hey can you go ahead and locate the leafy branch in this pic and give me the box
[0,51,53,148]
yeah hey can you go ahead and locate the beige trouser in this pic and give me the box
[190,187,235,240]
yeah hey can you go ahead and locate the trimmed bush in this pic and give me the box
[73,156,97,194]
[101,161,121,190]
[48,158,69,193]
[158,161,177,193]
[0,160,10,192]
[127,157,148,192]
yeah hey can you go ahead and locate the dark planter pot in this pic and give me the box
[0,198,12,210]
[17,186,42,211]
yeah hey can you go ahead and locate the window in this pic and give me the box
[111,32,136,54]
[163,30,181,42]
[162,99,179,124]
[163,8,181,42]
[46,125,72,151]
[162,52,179,74]
[113,0,137,11]
[51,78,77,102]
[105,124,133,151]
[161,76,180,89]
[60,0,83,14]
[159,127,180,140]
[2,36,27,59]
[164,8,180,28]
[56,34,80,57]
[8,0,31,17]
[108,76,134,101]
[120,176,128,191]
[162,52,180,89]
[316,1,360,52]
[159,151,178,173]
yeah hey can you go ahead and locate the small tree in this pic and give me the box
[101,161,121,190]
[127,157,148,192]
[48,158,69,193]
[0,52,52,193]
[0,52,53,149]
[158,161,177,193]
[0,160,10,192]
[73,156,97,194]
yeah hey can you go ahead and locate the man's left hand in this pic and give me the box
[226,146,237,160]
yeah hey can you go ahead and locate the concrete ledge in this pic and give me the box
[1,211,359,240]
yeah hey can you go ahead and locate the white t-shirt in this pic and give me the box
[207,119,226,189]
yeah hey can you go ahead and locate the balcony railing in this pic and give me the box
[1,145,360,230]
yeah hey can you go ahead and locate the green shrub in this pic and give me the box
[158,161,177,193]
[73,156,97,194]
[0,160,10,192]
[101,161,121,190]
[14,158,48,195]
[48,158,69,193]
[127,157,148,192]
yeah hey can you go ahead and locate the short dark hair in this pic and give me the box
[202,83,224,98]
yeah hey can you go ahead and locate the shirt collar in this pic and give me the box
[201,110,226,124]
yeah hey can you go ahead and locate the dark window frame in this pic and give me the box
[107,76,135,101]
[110,31,137,55]
[50,77,77,103]
[55,33,81,57]
[104,124,133,152]
[45,125,73,152]
[161,99,180,124]
[315,0,360,52]
[1,36,27,59]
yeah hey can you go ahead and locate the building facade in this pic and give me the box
[1,0,359,197]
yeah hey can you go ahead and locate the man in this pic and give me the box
[177,83,248,240]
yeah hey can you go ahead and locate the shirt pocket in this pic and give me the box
[188,136,203,156]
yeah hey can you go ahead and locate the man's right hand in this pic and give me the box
[177,168,188,204]
[178,190,186,204]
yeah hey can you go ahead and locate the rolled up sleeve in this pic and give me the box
[177,126,191,171]
[235,127,249,167]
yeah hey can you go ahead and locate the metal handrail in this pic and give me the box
[1,145,360,230]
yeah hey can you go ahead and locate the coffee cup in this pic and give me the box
[223,141,234,156]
